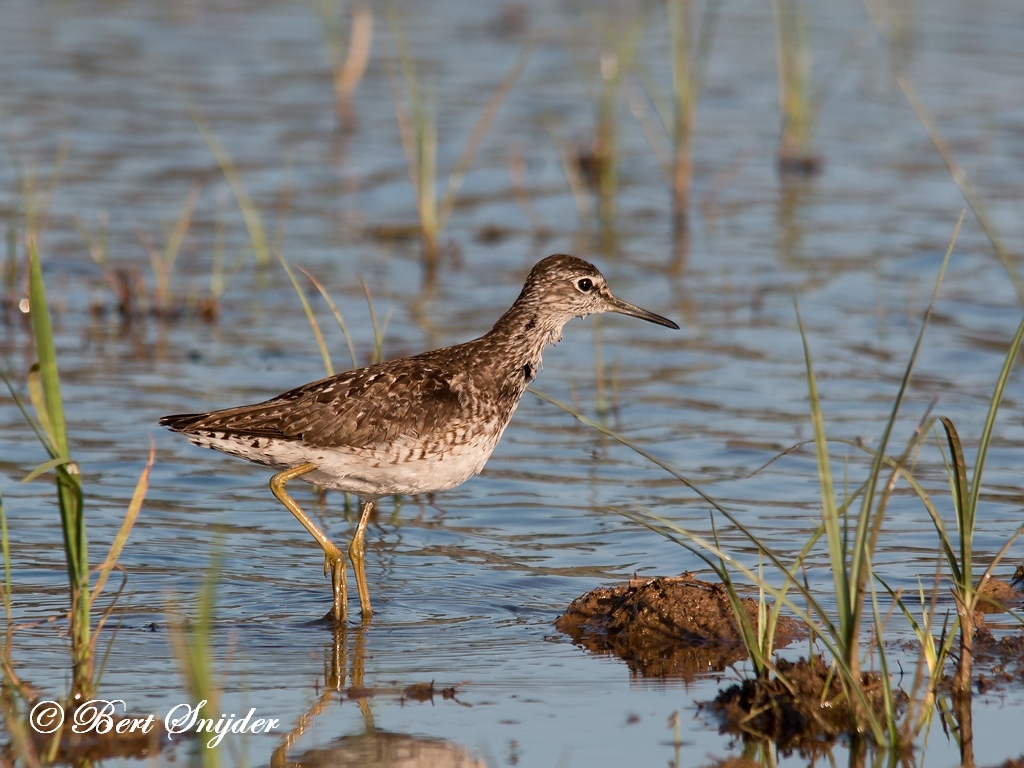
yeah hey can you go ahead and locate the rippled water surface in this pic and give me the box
[3,0,1024,765]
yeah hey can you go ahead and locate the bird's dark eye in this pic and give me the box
[577,278,594,292]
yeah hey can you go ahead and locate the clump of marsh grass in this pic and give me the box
[572,9,648,229]
[888,315,1024,766]
[387,10,529,278]
[627,0,722,234]
[771,0,821,174]
[135,184,201,318]
[191,108,272,271]
[0,242,153,758]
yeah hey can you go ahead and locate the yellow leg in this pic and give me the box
[270,463,347,623]
[349,500,374,618]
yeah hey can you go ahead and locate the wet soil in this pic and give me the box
[706,657,906,755]
[975,573,1024,615]
[974,629,1024,692]
[555,574,801,679]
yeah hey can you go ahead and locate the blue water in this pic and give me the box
[2,0,1024,764]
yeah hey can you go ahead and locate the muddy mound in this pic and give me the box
[976,573,1024,616]
[555,574,801,679]
[707,657,905,754]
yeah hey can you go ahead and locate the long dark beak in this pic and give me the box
[604,295,679,329]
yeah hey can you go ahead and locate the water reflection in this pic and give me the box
[271,624,372,765]
[271,624,482,768]
[289,731,486,768]
[3,0,1024,764]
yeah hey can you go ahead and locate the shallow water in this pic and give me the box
[2,0,1024,764]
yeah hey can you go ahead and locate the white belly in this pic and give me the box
[185,427,506,498]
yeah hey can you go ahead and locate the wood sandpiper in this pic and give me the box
[161,254,679,622]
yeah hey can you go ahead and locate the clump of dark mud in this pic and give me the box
[706,657,905,754]
[975,573,1024,616]
[555,574,801,679]
[973,628,1024,692]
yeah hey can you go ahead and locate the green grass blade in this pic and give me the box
[878,575,942,676]
[867,572,900,747]
[967,312,1024,519]
[28,244,86,574]
[26,365,58,457]
[863,436,962,585]
[21,456,73,484]
[437,46,532,232]
[847,213,959,610]
[0,364,53,454]
[939,417,971,585]
[709,515,766,675]
[296,266,359,370]
[1,493,12,632]
[28,244,68,459]
[277,249,333,376]
[896,78,1024,304]
[191,109,269,269]
[794,300,848,631]
[28,240,90,698]
[92,444,153,603]
[359,276,386,364]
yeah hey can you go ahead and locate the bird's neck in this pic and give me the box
[481,296,569,377]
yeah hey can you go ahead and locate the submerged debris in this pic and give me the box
[555,574,801,679]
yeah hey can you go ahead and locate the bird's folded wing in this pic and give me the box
[168,359,468,451]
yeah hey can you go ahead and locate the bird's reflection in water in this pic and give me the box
[271,625,482,768]
[288,731,487,768]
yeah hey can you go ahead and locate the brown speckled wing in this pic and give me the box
[160,355,467,450]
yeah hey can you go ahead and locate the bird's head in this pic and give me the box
[519,254,680,330]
